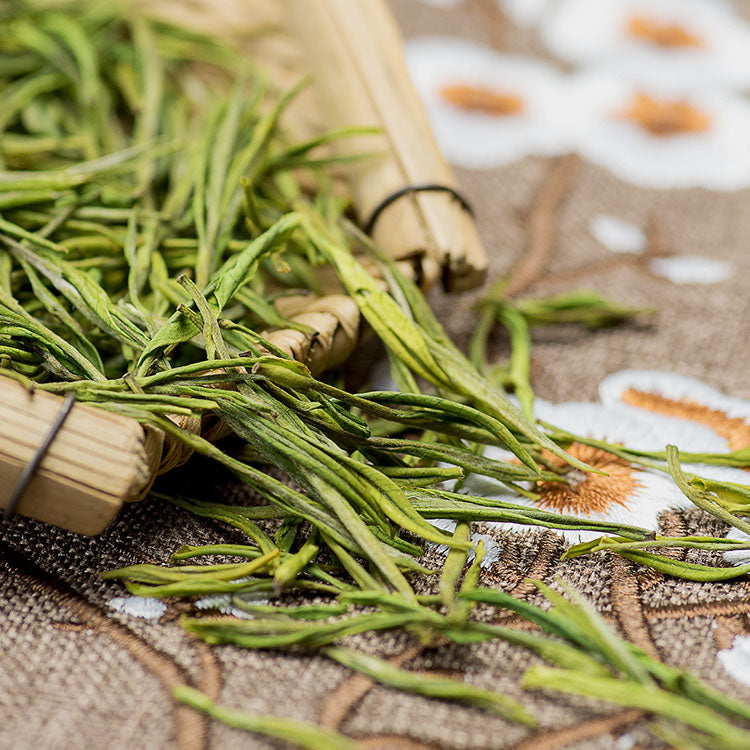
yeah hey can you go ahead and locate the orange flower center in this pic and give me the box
[535,443,640,516]
[621,389,750,452]
[439,84,524,116]
[626,15,703,48]
[619,92,712,137]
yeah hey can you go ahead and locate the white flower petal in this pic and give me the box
[195,593,269,619]
[541,0,750,91]
[405,37,569,168]
[723,528,750,567]
[426,518,458,557]
[589,214,646,254]
[463,462,685,543]
[535,398,711,453]
[563,72,750,190]
[649,256,733,285]
[531,469,691,544]
[469,533,503,568]
[718,636,750,686]
[599,370,750,424]
[497,0,555,28]
[427,520,504,567]
[107,596,166,622]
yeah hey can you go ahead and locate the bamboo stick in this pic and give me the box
[286,0,488,292]
[267,294,360,373]
[0,378,152,535]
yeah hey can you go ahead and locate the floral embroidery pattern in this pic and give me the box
[408,1,750,189]
[533,444,638,516]
[439,84,524,117]
[405,38,568,168]
[618,92,712,137]
[718,636,750,686]
[589,214,646,254]
[108,596,166,622]
[426,518,503,569]
[562,72,750,190]
[588,214,733,285]
[600,371,750,442]
[626,15,703,50]
[724,528,750,567]
[541,0,750,91]
[459,370,750,544]
[648,256,733,286]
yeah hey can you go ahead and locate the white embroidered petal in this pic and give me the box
[427,519,503,566]
[497,0,555,28]
[499,469,691,544]
[723,528,750,568]
[405,37,569,168]
[599,370,750,425]
[107,596,166,622]
[468,533,503,568]
[564,72,750,191]
[426,518,458,557]
[589,214,646,254]
[649,256,733,285]
[616,734,637,750]
[462,459,681,544]
[195,593,269,619]
[534,398,714,454]
[541,0,750,91]
[718,636,750,686]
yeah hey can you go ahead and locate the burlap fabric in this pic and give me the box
[3,2,750,748]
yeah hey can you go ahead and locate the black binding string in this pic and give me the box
[3,391,76,521]
[364,183,474,235]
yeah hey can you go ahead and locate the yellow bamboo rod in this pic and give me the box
[286,0,487,292]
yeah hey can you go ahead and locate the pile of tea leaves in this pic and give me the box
[3,2,750,747]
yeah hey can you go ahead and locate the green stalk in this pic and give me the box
[174,687,359,750]
[325,647,536,726]
[523,668,750,749]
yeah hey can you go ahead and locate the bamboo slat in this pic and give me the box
[286,0,488,292]
[0,378,152,535]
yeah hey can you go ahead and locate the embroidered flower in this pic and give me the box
[497,0,556,29]
[426,518,503,569]
[589,214,647,254]
[108,596,166,622]
[195,592,269,620]
[540,0,750,91]
[405,37,568,168]
[649,256,733,285]
[718,636,750,686]
[599,370,750,450]
[588,215,733,282]
[461,370,750,543]
[723,528,750,568]
[562,72,750,190]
